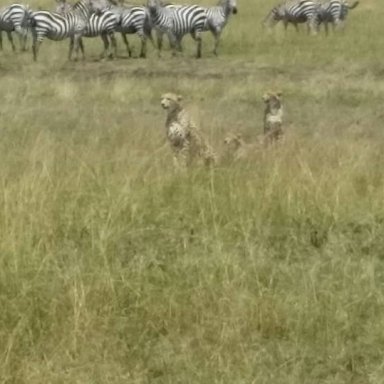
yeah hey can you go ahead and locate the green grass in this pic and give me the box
[1,0,384,382]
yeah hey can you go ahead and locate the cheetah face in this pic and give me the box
[224,133,242,150]
[161,93,183,111]
[262,91,283,110]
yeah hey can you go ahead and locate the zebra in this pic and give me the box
[316,0,359,34]
[30,0,107,61]
[0,4,30,52]
[55,0,121,58]
[117,5,154,58]
[202,0,237,56]
[147,0,207,58]
[263,0,320,35]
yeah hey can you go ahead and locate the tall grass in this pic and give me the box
[1,0,384,382]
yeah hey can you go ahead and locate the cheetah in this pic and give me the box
[263,91,284,144]
[160,93,216,167]
[223,132,263,160]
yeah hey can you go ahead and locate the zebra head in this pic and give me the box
[219,0,237,15]
[263,5,284,29]
[147,0,159,9]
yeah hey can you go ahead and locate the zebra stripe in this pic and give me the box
[147,0,207,58]
[30,0,106,61]
[202,0,237,55]
[317,0,359,34]
[117,6,153,58]
[55,0,120,58]
[0,4,30,51]
[263,0,320,35]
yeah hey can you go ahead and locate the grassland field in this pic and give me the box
[1,0,384,382]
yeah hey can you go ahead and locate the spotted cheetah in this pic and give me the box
[223,132,263,160]
[263,91,284,144]
[160,93,216,167]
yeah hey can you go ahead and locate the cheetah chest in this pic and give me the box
[167,122,189,147]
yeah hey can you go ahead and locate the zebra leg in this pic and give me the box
[121,33,132,58]
[110,33,117,59]
[191,31,202,59]
[139,34,147,58]
[6,31,16,52]
[19,31,28,51]
[211,29,221,56]
[171,36,182,57]
[15,27,28,51]
[100,33,109,59]
[79,37,85,60]
[32,30,41,61]
[73,35,82,61]
[308,18,318,35]
[68,36,75,61]
[156,30,164,58]
[324,21,329,36]
[176,36,183,53]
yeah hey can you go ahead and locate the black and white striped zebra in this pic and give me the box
[117,5,154,58]
[55,0,121,58]
[316,0,359,34]
[147,0,207,58]
[202,0,237,56]
[0,4,30,52]
[263,0,320,35]
[30,0,106,61]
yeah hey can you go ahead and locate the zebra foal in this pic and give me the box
[147,0,207,58]
[30,0,107,61]
[0,4,30,52]
[263,0,320,35]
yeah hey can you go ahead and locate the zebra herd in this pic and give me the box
[0,0,237,60]
[0,0,358,61]
[263,0,359,35]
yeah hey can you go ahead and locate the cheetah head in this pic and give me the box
[161,93,183,112]
[224,132,243,150]
[262,91,283,110]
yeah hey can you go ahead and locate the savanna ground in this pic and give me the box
[1,0,384,382]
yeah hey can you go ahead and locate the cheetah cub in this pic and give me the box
[263,91,284,144]
[223,132,263,160]
[160,93,216,167]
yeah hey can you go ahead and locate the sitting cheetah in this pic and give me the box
[223,132,263,160]
[160,93,216,167]
[263,91,284,144]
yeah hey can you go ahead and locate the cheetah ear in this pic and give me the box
[276,91,283,98]
[177,94,183,102]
